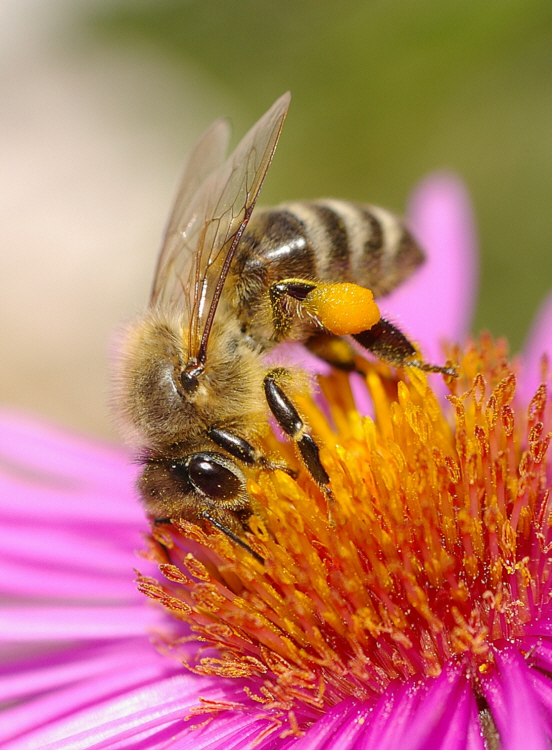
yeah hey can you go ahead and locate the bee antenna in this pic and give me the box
[201,512,265,564]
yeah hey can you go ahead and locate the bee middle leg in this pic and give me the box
[263,368,331,496]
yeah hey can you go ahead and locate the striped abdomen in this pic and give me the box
[231,200,424,338]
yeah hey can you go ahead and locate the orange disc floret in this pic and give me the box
[137,335,552,741]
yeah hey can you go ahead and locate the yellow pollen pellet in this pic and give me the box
[303,282,380,336]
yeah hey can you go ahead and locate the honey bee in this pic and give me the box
[114,92,452,557]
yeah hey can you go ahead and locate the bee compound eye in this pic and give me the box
[187,452,244,501]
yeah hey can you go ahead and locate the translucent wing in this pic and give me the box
[150,92,291,367]
[151,118,231,303]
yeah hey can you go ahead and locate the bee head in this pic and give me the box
[112,310,263,450]
[113,312,208,447]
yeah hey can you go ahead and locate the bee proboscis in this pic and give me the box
[114,92,453,559]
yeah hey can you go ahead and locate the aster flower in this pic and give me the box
[3,175,552,749]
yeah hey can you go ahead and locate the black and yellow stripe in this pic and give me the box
[237,199,423,299]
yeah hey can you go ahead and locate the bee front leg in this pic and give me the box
[207,427,296,477]
[199,511,265,564]
[264,368,331,496]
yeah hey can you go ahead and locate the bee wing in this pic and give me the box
[151,117,231,304]
[150,92,291,364]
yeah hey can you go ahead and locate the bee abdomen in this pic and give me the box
[282,199,424,297]
[238,199,424,300]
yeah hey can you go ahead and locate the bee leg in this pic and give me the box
[305,332,364,373]
[207,426,296,477]
[264,369,332,498]
[272,280,455,376]
[270,278,380,340]
[353,318,416,365]
[353,319,457,376]
[269,279,318,337]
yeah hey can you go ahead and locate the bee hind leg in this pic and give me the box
[269,279,318,338]
[271,280,455,377]
[270,278,380,342]
[353,319,456,377]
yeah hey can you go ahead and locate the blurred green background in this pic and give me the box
[1,0,551,436]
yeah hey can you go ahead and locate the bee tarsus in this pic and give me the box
[353,318,453,374]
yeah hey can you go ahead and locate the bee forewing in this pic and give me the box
[150,92,291,361]
[151,118,231,305]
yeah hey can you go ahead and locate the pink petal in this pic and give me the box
[0,467,141,523]
[401,664,476,750]
[0,605,162,640]
[281,698,367,750]
[0,411,133,487]
[520,292,552,402]
[349,371,374,417]
[0,558,140,600]
[526,635,552,675]
[526,669,552,738]
[481,646,549,750]
[525,617,552,639]
[465,698,488,750]
[5,675,247,750]
[383,173,478,366]
[0,639,163,703]
[0,512,154,602]
[0,641,180,745]
[178,712,285,750]
[0,519,137,571]
[362,681,423,750]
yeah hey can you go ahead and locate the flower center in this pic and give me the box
[137,335,552,726]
